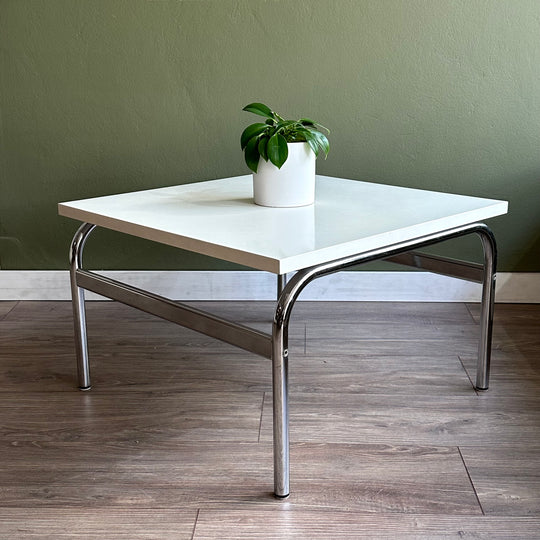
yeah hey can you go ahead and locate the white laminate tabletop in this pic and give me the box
[58,175,508,274]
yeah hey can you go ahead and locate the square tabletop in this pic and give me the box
[58,175,508,274]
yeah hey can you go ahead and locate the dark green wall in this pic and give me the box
[1,0,539,271]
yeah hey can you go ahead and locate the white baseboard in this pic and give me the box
[0,270,538,302]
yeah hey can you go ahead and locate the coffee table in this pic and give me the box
[58,175,508,498]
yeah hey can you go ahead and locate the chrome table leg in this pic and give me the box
[272,305,290,498]
[475,227,497,390]
[69,222,96,390]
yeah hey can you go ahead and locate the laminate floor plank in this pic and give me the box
[0,442,275,508]
[0,441,478,514]
[260,392,540,446]
[0,508,197,539]
[306,321,479,340]
[460,351,540,398]
[287,354,474,395]
[305,321,480,357]
[0,391,263,444]
[193,509,540,539]
[459,305,540,396]
[0,350,272,393]
[489,326,540,357]
[272,442,481,514]
[467,302,540,326]
[460,446,540,516]
[0,351,471,396]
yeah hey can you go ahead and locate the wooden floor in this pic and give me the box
[1,300,539,538]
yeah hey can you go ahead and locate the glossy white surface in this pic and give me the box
[58,175,508,274]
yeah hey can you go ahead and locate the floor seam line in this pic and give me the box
[458,446,485,516]
[464,302,479,325]
[0,300,20,321]
[458,355,479,395]
[190,508,200,540]
[258,391,265,443]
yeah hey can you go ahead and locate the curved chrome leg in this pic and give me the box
[272,302,290,498]
[69,222,96,390]
[270,222,498,496]
[475,226,497,390]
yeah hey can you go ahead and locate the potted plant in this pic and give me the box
[241,102,329,207]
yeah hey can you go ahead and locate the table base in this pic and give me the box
[68,222,496,498]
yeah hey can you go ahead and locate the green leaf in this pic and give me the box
[244,136,261,173]
[307,139,319,156]
[240,123,267,150]
[313,130,330,157]
[267,133,288,169]
[300,130,320,157]
[242,102,275,120]
[299,118,315,126]
[258,136,268,161]
[307,129,329,158]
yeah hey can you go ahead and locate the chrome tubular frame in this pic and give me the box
[69,222,96,390]
[69,223,272,391]
[271,222,496,497]
[68,220,497,499]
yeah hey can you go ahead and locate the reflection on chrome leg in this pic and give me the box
[69,222,96,390]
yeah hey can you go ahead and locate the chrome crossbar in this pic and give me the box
[76,269,272,359]
[385,251,484,283]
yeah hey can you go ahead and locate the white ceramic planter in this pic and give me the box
[253,142,316,207]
